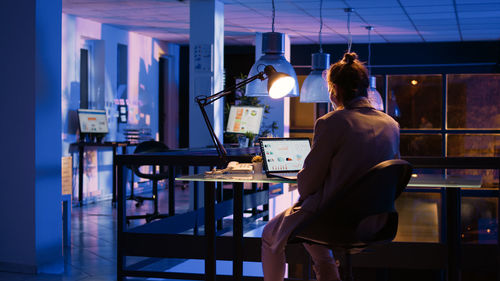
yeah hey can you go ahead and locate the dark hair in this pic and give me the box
[326,52,369,106]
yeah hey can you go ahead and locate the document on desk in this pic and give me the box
[61,156,73,195]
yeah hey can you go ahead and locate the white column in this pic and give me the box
[188,0,224,209]
[0,0,63,274]
[189,0,224,149]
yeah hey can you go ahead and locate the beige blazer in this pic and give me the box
[268,97,400,252]
[298,97,400,213]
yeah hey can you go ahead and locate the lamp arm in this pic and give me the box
[197,100,227,164]
[195,72,265,106]
[194,71,265,164]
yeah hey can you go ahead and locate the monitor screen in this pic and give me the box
[77,109,109,134]
[226,106,264,135]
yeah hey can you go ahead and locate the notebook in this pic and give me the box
[259,137,311,180]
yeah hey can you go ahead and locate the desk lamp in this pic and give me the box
[195,65,294,164]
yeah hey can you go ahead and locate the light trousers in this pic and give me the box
[261,209,341,281]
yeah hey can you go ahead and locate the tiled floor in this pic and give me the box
[0,183,190,281]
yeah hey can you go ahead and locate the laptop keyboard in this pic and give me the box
[272,172,298,177]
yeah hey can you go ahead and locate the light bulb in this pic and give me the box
[269,76,295,99]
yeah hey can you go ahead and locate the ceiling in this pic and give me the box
[62,0,500,45]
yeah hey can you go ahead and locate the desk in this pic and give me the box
[178,172,487,281]
[70,141,133,206]
[115,147,260,281]
[407,173,482,281]
[116,155,499,281]
[175,173,294,281]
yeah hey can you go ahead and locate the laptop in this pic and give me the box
[259,137,311,180]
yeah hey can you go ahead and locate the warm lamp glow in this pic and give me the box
[411,80,418,86]
[245,32,299,97]
[269,76,295,98]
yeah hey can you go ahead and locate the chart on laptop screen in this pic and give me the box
[262,139,310,171]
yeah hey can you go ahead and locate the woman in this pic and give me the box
[261,52,400,281]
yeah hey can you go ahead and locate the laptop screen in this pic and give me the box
[259,138,311,173]
[77,109,109,134]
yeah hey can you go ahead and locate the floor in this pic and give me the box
[0,182,192,281]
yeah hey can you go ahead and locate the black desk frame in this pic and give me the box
[116,156,500,281]
[71,142,134,206]
[116,148,263,281]
[404,157,500,281]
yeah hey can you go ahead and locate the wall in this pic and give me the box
[62,14,177,202]
[291,41,500,75]
[0,0,63,274]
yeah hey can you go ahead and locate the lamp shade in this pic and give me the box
[367,76,384,111]
[300,52,330,103]
[263,65,295,99]
[246,32,299,97]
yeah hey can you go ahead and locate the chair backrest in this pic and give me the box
[134,140,169,154]
[291,159,412,246]
[132,140,170,180]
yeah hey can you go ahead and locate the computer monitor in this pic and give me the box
[226,105,264,135]
[77,109,109,134]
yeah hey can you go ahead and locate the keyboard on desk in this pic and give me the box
[267,172,298,180]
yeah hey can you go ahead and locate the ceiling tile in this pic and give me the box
[62,0,500,44]
[456,3,500,12]
[454,0,500,4]
[398,0,453,5]
[344,0,401,9]
[403,5,454,13]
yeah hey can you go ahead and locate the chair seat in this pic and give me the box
[290,212,398,250]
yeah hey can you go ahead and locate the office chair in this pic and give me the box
[126,140,170,223]
[288,159,412,281]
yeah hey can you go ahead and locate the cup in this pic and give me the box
[238,135,249,148]
[252,162,263,174]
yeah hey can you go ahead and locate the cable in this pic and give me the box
[272,0,275,32]
[345,8,353,53]
[319,0,323,53]
[367,26,372,76]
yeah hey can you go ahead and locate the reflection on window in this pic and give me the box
[461,197,498,244]
[395,192,440,243]
[447,134,500,157]
[447,74,500,129]
[400,134,442,156]
[388,75,442,129]
[447,134,500,188]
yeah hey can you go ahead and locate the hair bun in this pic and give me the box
[343,52,357,64]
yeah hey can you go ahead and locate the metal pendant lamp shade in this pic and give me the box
[367,76,384,111]
[300,52,330,103]
[245,32,299,98]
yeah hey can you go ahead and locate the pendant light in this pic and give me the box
[245,0,299,97]
[365,26,384,111]
[300,0,330,103]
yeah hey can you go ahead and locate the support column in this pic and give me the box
[188,0,224,210]
[0,0,63,274]
[189,0,224,149]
